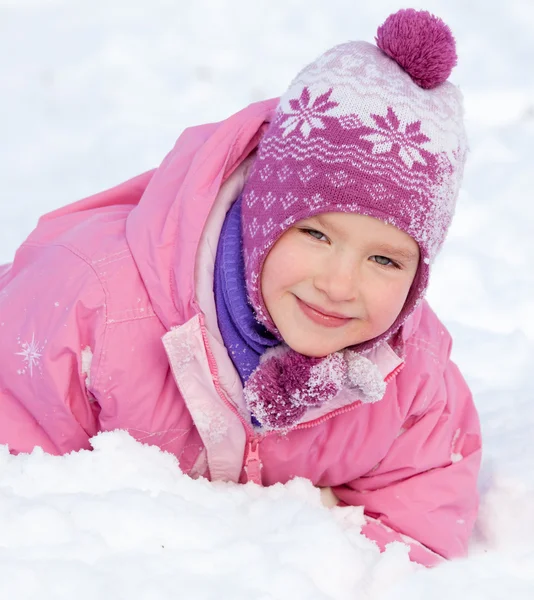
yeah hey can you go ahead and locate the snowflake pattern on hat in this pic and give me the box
[280,88,338,138]
[361,107,432,168]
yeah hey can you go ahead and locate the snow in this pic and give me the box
[1,0,534,597]
[0,432,413,600]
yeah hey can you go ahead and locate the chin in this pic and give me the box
[281,334,345,358]
[280,326,383,357]
[290,346,333,358]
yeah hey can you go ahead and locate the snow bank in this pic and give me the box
[0,432,419,600]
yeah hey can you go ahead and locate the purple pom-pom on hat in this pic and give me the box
[243,349,346,431]
[243,347,388,431]
[376,8,457,89]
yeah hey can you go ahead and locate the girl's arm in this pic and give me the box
[0,244,105,455]
[331,357,482,567]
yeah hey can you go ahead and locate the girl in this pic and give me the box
[0,9,481,567]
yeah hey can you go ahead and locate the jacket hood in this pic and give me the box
[126,99,278,330]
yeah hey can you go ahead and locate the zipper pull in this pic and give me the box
[244,438,263,485]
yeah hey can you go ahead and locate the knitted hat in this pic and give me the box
[241,8,468,353]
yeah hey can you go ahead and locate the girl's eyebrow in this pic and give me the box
[309,214,338,232]
[304,214,419,262]
[309,215,419,262]
[373,243,419,262]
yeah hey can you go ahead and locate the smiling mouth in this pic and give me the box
[296,297,353,328]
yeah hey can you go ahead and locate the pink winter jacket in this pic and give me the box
[0,99,481,566]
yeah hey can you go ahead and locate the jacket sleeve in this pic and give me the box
[0,243,106,455]
[332,356,482,567]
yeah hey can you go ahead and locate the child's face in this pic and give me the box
[260,212,420,357]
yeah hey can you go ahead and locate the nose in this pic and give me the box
[313,254,359,303]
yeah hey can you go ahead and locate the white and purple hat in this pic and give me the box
[241,9,468,352]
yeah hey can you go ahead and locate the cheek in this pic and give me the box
[260,259,276,305]
[261,247,289,306]
[370,278,413,321]
[262,243,308,299]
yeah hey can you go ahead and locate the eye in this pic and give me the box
[301,228,329,242]
[371,255,400,269]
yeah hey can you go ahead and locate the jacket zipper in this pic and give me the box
[294,402,362,430]
[198,315,264,484]
[294,360,406,430]
[243,437,263,483]
[198,313,405,482]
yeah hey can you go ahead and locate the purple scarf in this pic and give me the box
[214,195,279,385]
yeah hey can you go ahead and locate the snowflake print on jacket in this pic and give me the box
[16,333,45,377]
